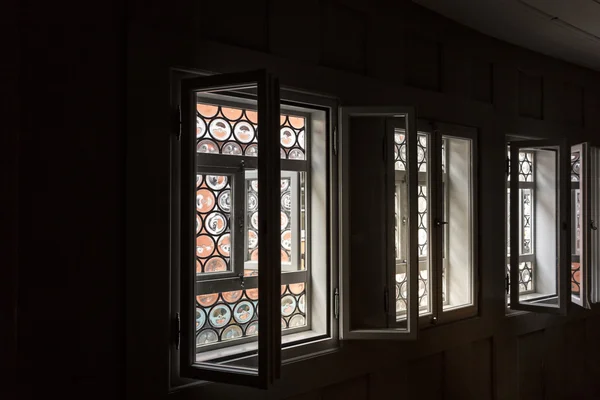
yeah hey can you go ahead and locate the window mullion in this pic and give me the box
[430,129,443,321]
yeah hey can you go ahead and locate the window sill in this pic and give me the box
[195,329,332,364]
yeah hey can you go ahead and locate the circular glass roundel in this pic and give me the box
[217,233,231,257]
[247,230,258,249]
[395,132,405,145]
[209,304,232,328]
[205,212,227,235]
[234,121,255,144]
[196,329,218,345]
[288,314,306,328]
[222,290,242,304]
[245,287,259,301]
[196,117,207,138]
[222,141,242,156]
[245,144,258,157]
[418,279,426,297]
[206,175,228,191]
[196,293,218,307]
[196,308,206,331]
[251,212,259,230]
[208,118,232,141]
[233,300,255,324]
[196,189,216,213]
[281,318,287,329]
[196,234,215,258]
[221,107,243,121]
[245,321,258,336]
[221,325,243,340]
[204,257,227,273]
[280,212,289,230]
[280,179,290,191]
[298,130,305,149]
[281,249,290,263]
[197,139,219,154]
[217,190,231,212]
[280,148,287,159]
[281,192,291,211]
[280,127,296,148]
[197,104,218,118]
[288,149,304,160]
[281,230,292,251]
[247,192,258,212]
[281,295,296,317]
[289,282,304,295]
[196,174,203,187]
[298,294,306,314]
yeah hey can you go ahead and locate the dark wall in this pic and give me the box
[14,1,126,399]
[11,0,600,399]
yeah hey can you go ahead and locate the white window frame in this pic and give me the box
[170,69,340,389]
[508,139,570,314]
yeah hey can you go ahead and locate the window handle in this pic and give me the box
[435,219,448,227]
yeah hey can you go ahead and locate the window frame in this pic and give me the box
[170,69,341,390]
[339,106,419,340]
[179,70,282,388]
[571,142,590,308]
[508,138,570,315]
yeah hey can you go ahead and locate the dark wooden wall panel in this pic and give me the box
[444,338,493,400]
[408,353,444,400]
[518,70,544,120]
[405,35,442,91]
[564,82,585,127]
[320,0,367,74]
[472,60,493,104]
[518,331,545,400]
[321,375,368,400]
[199,0,268,52]
[269,1,321,64]
[584,316,600,398]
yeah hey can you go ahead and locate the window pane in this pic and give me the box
[196,102,306,160]
[571,150,582,296]
[443,136,474,310]
[395,132,431,317]
[244,172,306,272]
[195,281,307,348]
[196,173,234,274]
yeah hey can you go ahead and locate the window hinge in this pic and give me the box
[333,125,338,156]
[173,105,182,141]
[505,273,510,295]
[173,312,181,350]
[383,286,390,313]
[334,288,339,320]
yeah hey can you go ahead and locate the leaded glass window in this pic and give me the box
[194,99,312,352]
[506,150,536,294]
[571,150,582,296]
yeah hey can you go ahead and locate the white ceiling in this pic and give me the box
[413,0,600,71]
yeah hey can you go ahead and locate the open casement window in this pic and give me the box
[340,106,419,340]
[508,139,570,314]
[569,143,600,309]
[396,121,477,326]
[180,71,282,388]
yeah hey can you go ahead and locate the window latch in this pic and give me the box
[334,288,339,320]
[435,219,448,227]
[173,105,182,141]
[173,312,181,350]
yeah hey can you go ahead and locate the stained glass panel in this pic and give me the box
[571,151,581,182]
[571,262,581,295]
[196,103,306,160]
[196,174,233,274]
[245,174,304,270]
[196,282,307,347]
[521,189,533,254]
[417,185,428,257]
